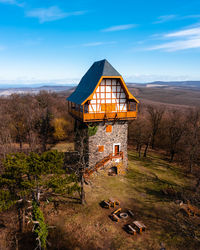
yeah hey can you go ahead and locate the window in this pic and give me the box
[106,125,112,133]
[98,145,104,152]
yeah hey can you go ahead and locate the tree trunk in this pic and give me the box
[143,142,149,157]
[36,184,41,205]
[42,140,46,152]
[28,133,33,151]
[170,150,175,162]
[138,145,142,158]
[18,204,25,233]
[22,207,25,233]
[80,175,86,205]
[19,140,23,151]
[18,207,22,232]
[15,233,19,250]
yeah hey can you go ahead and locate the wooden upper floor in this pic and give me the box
[67,60,139,122]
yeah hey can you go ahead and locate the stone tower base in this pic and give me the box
[75,120,128,172]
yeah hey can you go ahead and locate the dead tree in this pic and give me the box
[73,123,89,205]
[165,111,186,162]
[129,113,152,158]
[147,105,165,149]
[185,109,200,173]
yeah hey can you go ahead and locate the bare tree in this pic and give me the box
[71,122,89,205]
[35,108,54,152]
[184,109,200,173]
[147,105,165,149]
[129,119,144,157]
[0,102,12,158]
[165,111,186,162]
[143,124,152,158]
[8,95,29,150]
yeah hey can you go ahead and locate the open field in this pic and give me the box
[128,86,200,108]
[30,150,200,250]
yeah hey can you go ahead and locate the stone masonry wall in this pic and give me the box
[88,121,128,169]
[74,120,128,171]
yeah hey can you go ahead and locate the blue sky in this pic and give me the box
[0,0,200,85]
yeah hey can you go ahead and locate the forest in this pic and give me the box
[0,91,200,249]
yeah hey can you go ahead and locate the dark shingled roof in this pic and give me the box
[67,59,121,105]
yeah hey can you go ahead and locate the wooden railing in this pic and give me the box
[69,109,137,122]
[83,151,124,179]
[83,111,137,122]
[68,101,137,122]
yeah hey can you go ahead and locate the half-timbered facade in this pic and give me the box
[67,59,139,175]
[88,78,132,113]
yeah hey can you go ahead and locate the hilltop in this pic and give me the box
[2,149,197,250]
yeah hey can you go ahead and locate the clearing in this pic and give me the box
[2,148,199,249]
[43,150,200,250]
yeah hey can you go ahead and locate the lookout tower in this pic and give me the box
[67,59,139,176]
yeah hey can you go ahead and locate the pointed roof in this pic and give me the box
[67,59,138,105]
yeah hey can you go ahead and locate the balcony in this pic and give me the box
[68,101,137,122]
[83,111,137,122]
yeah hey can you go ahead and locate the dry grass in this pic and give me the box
[51,142,74,152]
[1,149,199,249]
[42,150,200,250]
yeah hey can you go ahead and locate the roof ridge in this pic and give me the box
[67,59,122,104]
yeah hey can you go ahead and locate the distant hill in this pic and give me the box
[0,85,75,96]
[128,81,200,89]
[1,81,200,107]
[128,84,200,108]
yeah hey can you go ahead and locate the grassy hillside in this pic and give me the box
[129,86,200,107]
[34,150,200,250]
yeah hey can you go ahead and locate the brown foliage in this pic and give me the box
[0,91,74,158]
[129,104,200,169]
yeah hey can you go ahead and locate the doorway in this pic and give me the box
[113,143,120,155]
[108,166,118,176]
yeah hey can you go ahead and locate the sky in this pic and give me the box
[0,0,200,85]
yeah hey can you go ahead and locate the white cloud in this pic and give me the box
[26,6,85,23]
[0,0,24,7]
[82,41,116,47]
[148,38,200,52]
[102,24,136,32]
[146,25,200,51]
[165,27,200,38]
[154,14,200,24]
[154,15,177,24]
[184,15,200,19]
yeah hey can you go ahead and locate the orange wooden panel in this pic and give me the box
[101,103,116,112]
[98,145,104,152]
[106,125,112,133]
[114,145,119,155]
[83,111,137,121]
[101,104,105,112]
